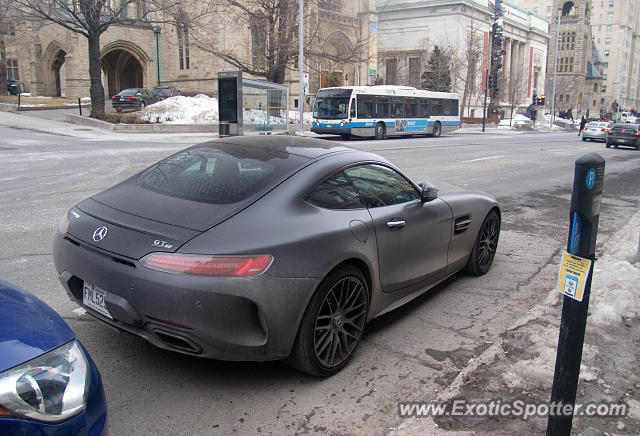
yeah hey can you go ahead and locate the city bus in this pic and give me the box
[311,85,460,139]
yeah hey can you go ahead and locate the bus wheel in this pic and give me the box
[432,121,442,137]
[375,122,386,140]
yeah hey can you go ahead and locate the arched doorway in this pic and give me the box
[319,31,355,88]
[100,42,149,97]
[52,50,67,96]
[42,42,68,96]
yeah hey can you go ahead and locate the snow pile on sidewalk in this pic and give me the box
[589,211,640,325]
[141,94,219,124]
[288,110,314,124]
[498,113,532,128]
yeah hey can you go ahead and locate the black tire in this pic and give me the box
[287,265,369,376]
[374,122,386,140]
[581,136,586,142]
[340,134,351,140]
[432,121,442,137]
[465,210,500,276]
[606,142,611,148]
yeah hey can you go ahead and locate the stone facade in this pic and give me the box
[376,0,549,117]
[545,0,603,117]
[4,1,375,110]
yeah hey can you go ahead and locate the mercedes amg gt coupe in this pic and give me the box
[53,136,500,376]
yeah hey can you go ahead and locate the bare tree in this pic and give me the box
[503,66,528,126]
[12,0,174,117]
[185,0,370,85]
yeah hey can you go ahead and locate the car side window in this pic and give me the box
[344,164,420,208]
[306,171,365,209]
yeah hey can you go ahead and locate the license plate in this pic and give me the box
[83,282,112,319]
[120,96,125,101]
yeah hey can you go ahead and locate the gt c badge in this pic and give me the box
[92,227,108,242]
[152,240,173,249]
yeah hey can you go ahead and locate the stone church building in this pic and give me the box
[4,1,378,109]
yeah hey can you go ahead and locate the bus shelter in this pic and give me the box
[242,78,289,134]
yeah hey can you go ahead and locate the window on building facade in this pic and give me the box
[605,37,611,45]
[602,86,607,92]
[0,23,15,36]
[318,0,342,11]
[603,74,607,80]
[7,59,18,80]
[547,6,552,12]
[594,83,598,92]
[601,98,605,103]
[385,58,397,85]
[607,12,613,20]
[609,0,614,7]
[604,50,609,56]
[136,0,147,18]
[177,23,190,70]
[606,25,612,32]
[409,57,421,88]
[251,24,266,69]
[559,95,563,102]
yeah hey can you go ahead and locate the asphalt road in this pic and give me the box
[1,127,639,435]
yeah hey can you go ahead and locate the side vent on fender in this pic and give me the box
[454,216,471,235]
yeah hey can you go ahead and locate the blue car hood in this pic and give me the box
[0,278,75,372]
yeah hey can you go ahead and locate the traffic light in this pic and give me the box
[538,94,546,106]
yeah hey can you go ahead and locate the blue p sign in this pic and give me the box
[586,168,596,189]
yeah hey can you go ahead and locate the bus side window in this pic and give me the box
[443,99,451,116]
[357,95,373,119]
[391,97,404,117]
[404,98,417,117]
[350,99,356,118]
[419,98,430,117]
[375,95,390,118]
[431,99,443,116]
[450,99,459,116]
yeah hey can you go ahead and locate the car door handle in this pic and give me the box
[387,219,406,229]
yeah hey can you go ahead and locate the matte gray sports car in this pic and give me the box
[53,136,500,376]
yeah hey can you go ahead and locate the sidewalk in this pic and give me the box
[389,210,640,435]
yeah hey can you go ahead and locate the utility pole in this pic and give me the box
[298,0,304,136]
[550,10,561,129]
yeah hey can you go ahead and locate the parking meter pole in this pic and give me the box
[547,153,605,436]
[78,97,82,116]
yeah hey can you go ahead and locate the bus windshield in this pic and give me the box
[313,89,352,119]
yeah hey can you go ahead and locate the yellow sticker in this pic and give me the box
[556,252,592,302]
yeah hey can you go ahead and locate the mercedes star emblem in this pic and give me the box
[92,226,108,242]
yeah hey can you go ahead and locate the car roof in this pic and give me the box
[205,135,358,159]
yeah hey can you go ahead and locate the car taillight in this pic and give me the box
[141,253,273,276]
[111,96,117,100]
[167,93,173,97]
[127,96,137,100]
[602,129,609,132]
[635,131,640,136]
[583,127,588,130]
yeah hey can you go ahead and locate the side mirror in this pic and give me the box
[418,181,438,203]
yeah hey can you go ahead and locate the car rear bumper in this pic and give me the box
[607,136,639,145]
[53,232,317,361]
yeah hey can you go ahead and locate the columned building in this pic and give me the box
[376,0,549,117]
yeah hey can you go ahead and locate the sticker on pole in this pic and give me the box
[555,252,592,302]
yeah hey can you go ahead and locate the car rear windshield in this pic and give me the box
[138,144,308,204]
[118,89,140,96]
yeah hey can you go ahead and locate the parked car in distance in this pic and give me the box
[53,136,501,377]
[0,278,107,435]
[153,85,180,101]
[606,123,640,150]
[111,88,156,112]
[582,121,611,142]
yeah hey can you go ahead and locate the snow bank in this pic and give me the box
[140,94,219,124]
[589,211,640,325]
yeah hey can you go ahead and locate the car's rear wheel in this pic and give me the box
[287,265,368,376]
[581,136,586,142]
[465,210,500,276]
[606,142,611,148]
[375,122,386,140]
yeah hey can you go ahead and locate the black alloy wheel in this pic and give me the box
[287,265,368,376]
[465,210,500,276]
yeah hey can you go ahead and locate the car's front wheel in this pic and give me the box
[287,265,369,376]
[465,210,500,276]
